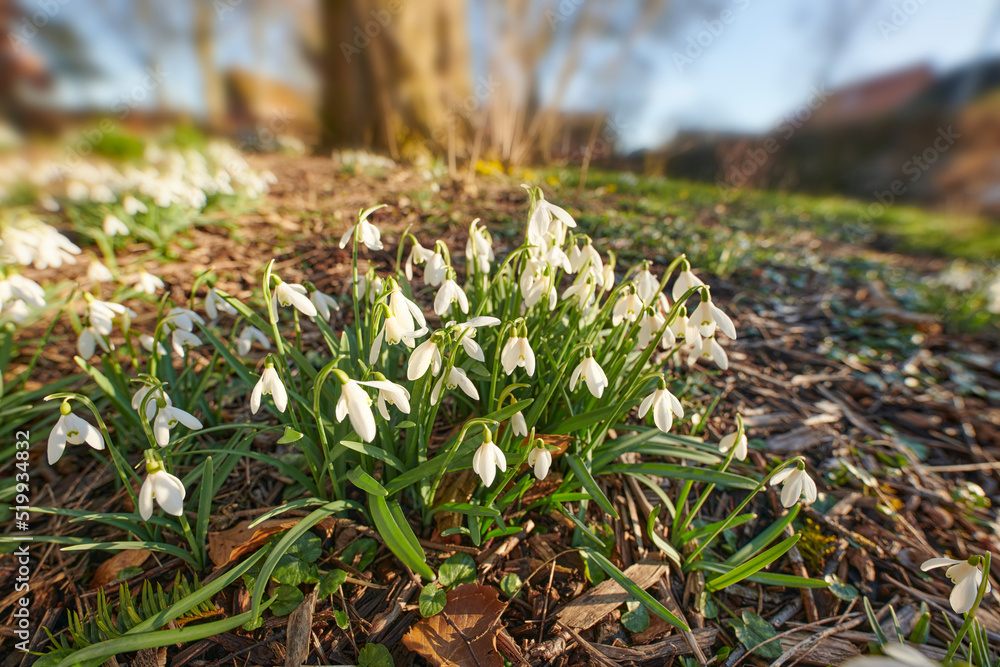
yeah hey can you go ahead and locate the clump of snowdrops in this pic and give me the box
[31,186,832,637]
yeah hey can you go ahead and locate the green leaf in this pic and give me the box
[730,611,782,659]
[500,573,522,598]
[583,549,689,631]
[277,427,303,444]
[705,535,801,592]
[317,570,349,598]
[604,463,758,490]
[333,609,349,629]
[438,554,476,588]
[909,610,931,644]
[358,643,395,667]
[565,455,619,519]
[341,538,378,571]
[689,562,827,589]
[724,506,799,566]
[271,555,315,586]
[271,584,305,616]
[621,600,650,633]
[419,582,447,617]
[348,467,389,496]
[646,506,682,568]
[825,574,859,601]
[552,402,628,435]
[286,531,322,564]
[369,495,435,580]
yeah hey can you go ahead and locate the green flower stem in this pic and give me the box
[944,553,993,663]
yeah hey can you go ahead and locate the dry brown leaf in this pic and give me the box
[90,549,151,589]
[207,516,338,568]
[402,583,505,667]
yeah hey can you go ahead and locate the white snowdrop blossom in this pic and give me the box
[274,280,318,318]
[501,334,535,376]
[431,366,479,403]
[920,556,991,614]
[122,195,147,215]
[335,378,377,443]
[204,287,236,320]
[309,288,340,321]
[153,405,203,447]
[405,240,435,280]
[170,328,202,357]
[527,193,576,249]
[635,265,660,305]
[251,365,288,414]
[451,316,500,362]
[139,459,186,520]
[236,326,270,356]
[434,278,469,316]
[563,273,597,312]
[77,326,111,358]
[465,219,494,272]
[570,353,609,398]
[472,431,506,487]
[164,307,204,332]
[638,385,684,433]
[689,334,729,370]
[139,333,166,355]
[386,287,426,332]
[87,298,133,336]
[0,274,46,310]
[339,207,383,251]
[527,446,552,480]
[843,644,940,667]
[511,410,528,437]
[770,465,817,508]
[672,266,705,301]
[135,271,164,295]
[367,379,411,419]
[132,385,171,422]
[719,429,748,461]
[87,258,114,283]
[637,309,673,349]
[48,403,104,464]
[102,214,129,236]
[408,338,443,380]
[612,288,643,326]
[691,292,736,340]
[424,251,448,287]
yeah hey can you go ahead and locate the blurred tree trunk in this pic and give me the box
[318,0,471,157]
[194,1,225,129]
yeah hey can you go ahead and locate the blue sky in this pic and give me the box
[21,0,1000,152]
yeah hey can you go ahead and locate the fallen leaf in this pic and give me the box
[90,549,151,589]
[207,517,337,568]
[402,583,505,667]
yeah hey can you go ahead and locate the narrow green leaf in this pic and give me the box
[565,455,619,519]
[705,535,800,591]
[369,495,435,580]
[724,506,799,566]
[347,468,388,497]
[605,463,758,490]
[583,549,689,631]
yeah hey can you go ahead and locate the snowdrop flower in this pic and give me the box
[921,556,991,614]
[366,377,411,419]
[135,271,164,295]
[153,405,203,446]
[274,280,318,318]
[638,383,684,433]
[451,316,500,362]
[164,307,204,332]
[527,191,576,249]
[471,430,506,487]
[570,240,604,280]
[691,291,736,340]
[689,334,729,370]
[48,402,105,464]
[308,286,340,321]
[132,385,171,422]
[637,309,673,349]
[87,258,114,283]
[122,195,147,215]
[672,265,705,301]
[357,272,385,304]
[408,338,443,380]
[405,239,435,280]
[369,315,427,364]
[719,428,748,461]
[139,455,186,520]
[501,332,535,376]
[102,214,129,237]
[424,250,448,287]
[171,329,202,357]
[511,411,528,437]
[635,265,660,305]
[612,287,643,326]
[465,219,494,273]
[434,278,469,316]
[431,366,479,403]
[845,645,940,667]
[204,287,236,320]
[522,264,557,310]
[139,333,166,355]
[251,363,287,414]
[78,322,116,357]
[563,274,597,312]
[570,351,609,398]
[528,446,552,481]
[0,274,46,309]
[335,376,380,442]
[87,298,132,336]
[339,206,384,251]
[236,326,270,356]
[770,465,817,508]
[386,285,426,332]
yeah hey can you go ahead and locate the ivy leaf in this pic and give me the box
[287,531,322,564]
[271,555,313,586]
[621,600,650,633]
[318,569,349,598]
[342,537,378,570]
[333,609,349,629]
[825,574,860,601]
[730,611,782,659]
[499,573,522,598]
[357,643,394,667]
[271,584,305,616]
[438,554,476,588]
[419,582,447,617]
